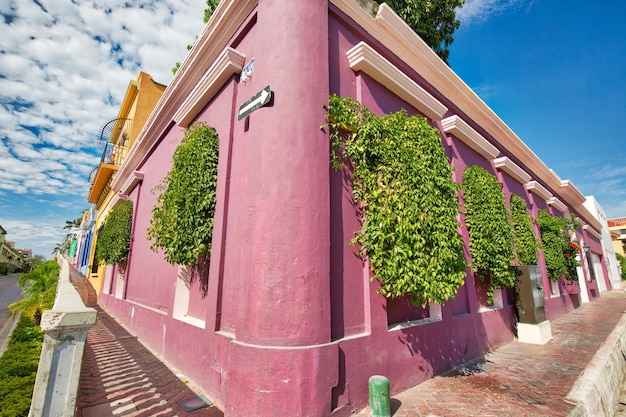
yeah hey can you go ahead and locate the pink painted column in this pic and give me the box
[225,1,337,416]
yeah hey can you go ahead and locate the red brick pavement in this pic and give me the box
[68,266,223,417]
[357,290,626,417]
[68,261,626,417]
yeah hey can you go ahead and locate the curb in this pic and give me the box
[0,312,20,358]
[567,310,626,416]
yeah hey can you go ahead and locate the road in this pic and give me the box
[0,272,22,356]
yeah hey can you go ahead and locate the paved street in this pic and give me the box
[0,272,22,356]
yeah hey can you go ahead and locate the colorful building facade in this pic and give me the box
[91,2,610,416]
[86,71,166,294]
[608,217,626,257]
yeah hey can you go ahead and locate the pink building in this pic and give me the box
[95,1,610,416]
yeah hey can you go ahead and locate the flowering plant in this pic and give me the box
[537,210,581,281]
[563,240,580,280]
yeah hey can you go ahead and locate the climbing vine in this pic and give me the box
[509,194,539,266]
[147,123,219,267]
[325,95,467,306]
[462,166,515,298]
[95,199,133,266]
[537,209,580,281]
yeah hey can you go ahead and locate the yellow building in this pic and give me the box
[86,71,166,294]
[608,217,626,257]
[0,225,25,273]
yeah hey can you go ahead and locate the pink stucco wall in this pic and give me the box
[98,2,607,416]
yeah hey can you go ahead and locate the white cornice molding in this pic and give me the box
[112,0,257,193]
[546,197,567,213]
[559,180,586,207]
[119,171,144,198]
[441,115,499,159]
[330,0,562,192]
[346,42,447,120]
[583,224,602,241]
[525,181,553,201]
[174,48,246,127]
[492,156,531,183]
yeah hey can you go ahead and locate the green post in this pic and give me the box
[368,375,390,417]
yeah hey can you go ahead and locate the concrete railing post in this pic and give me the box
[28,255,97,417]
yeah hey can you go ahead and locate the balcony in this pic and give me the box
[87,141,128,204]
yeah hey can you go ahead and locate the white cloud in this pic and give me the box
[456,0,534,25]
[0,0,206,255]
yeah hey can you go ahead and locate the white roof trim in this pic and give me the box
[493,156,531,183]
[346,41,448,121]
[174,47,246,127]
[559,180,586,207]
[583,224,602,240]
[547,197,567,213]
[119,171,144,198]
[441,115,499,159]
[525,181,553,201]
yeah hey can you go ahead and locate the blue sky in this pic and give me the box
[450,0,626,218]
[0,0,624,258]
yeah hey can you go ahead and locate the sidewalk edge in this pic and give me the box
[566,310,626,417]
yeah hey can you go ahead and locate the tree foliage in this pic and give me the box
[147,123,220,268]
[537,210,580,281]
[172,0,221,75]
[326,95,467,306]
[204,0,220,23]
[385,0,465,64]
[462,166,515,297]
[509,194,539,266]
[95,199,133,266]
[8,260,59,325]
[616,253,626,281]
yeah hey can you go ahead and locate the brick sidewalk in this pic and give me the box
[69,261,626,417]
[68,267,223,417]
[357,290,626,417]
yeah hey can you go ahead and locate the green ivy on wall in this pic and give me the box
[95,199,133,266]
[325,95,467,306]
[462,166,515,298]
[147,123,219,268]
[537,209,580,281]
[509,194,539,266]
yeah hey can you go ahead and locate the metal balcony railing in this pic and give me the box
[100,141,127,166]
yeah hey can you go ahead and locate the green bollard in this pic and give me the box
[368,375,390,417]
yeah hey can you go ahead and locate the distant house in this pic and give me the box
[608,217,626,257]
[91,2,610,416]
[14,247,32,271]
[73,207,97,276]
[86,71,166,294]
[584,196,621,287]
[0,225,26,273]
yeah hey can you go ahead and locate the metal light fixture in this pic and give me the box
[583,244,590,253]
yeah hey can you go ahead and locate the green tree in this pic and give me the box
[616,253,626,281]
[203,0,220,23]
[30,255,47,271]
[385,0,465,64]
[326,95,467,306]
[95,200,134,266]
[147,123,220,268]
[8,260,60,325]
[462,166,516,297]
[509,194,539,266]
[537,210,580,281]
[173,1,221,75]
